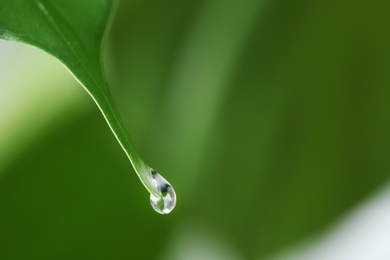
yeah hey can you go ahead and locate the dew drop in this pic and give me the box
[149,170,176,214]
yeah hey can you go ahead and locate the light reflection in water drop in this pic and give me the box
[149,169,176,214]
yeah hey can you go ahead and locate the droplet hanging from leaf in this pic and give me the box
[0,0,176,214]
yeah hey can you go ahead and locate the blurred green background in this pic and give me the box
[1,0,390,259]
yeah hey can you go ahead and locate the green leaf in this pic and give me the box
[0,0,175,213]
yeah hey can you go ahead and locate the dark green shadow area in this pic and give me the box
[0,108,175,260]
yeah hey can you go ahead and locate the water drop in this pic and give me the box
[149,169,176,214]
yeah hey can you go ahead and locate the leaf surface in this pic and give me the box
[0,0,159,199]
